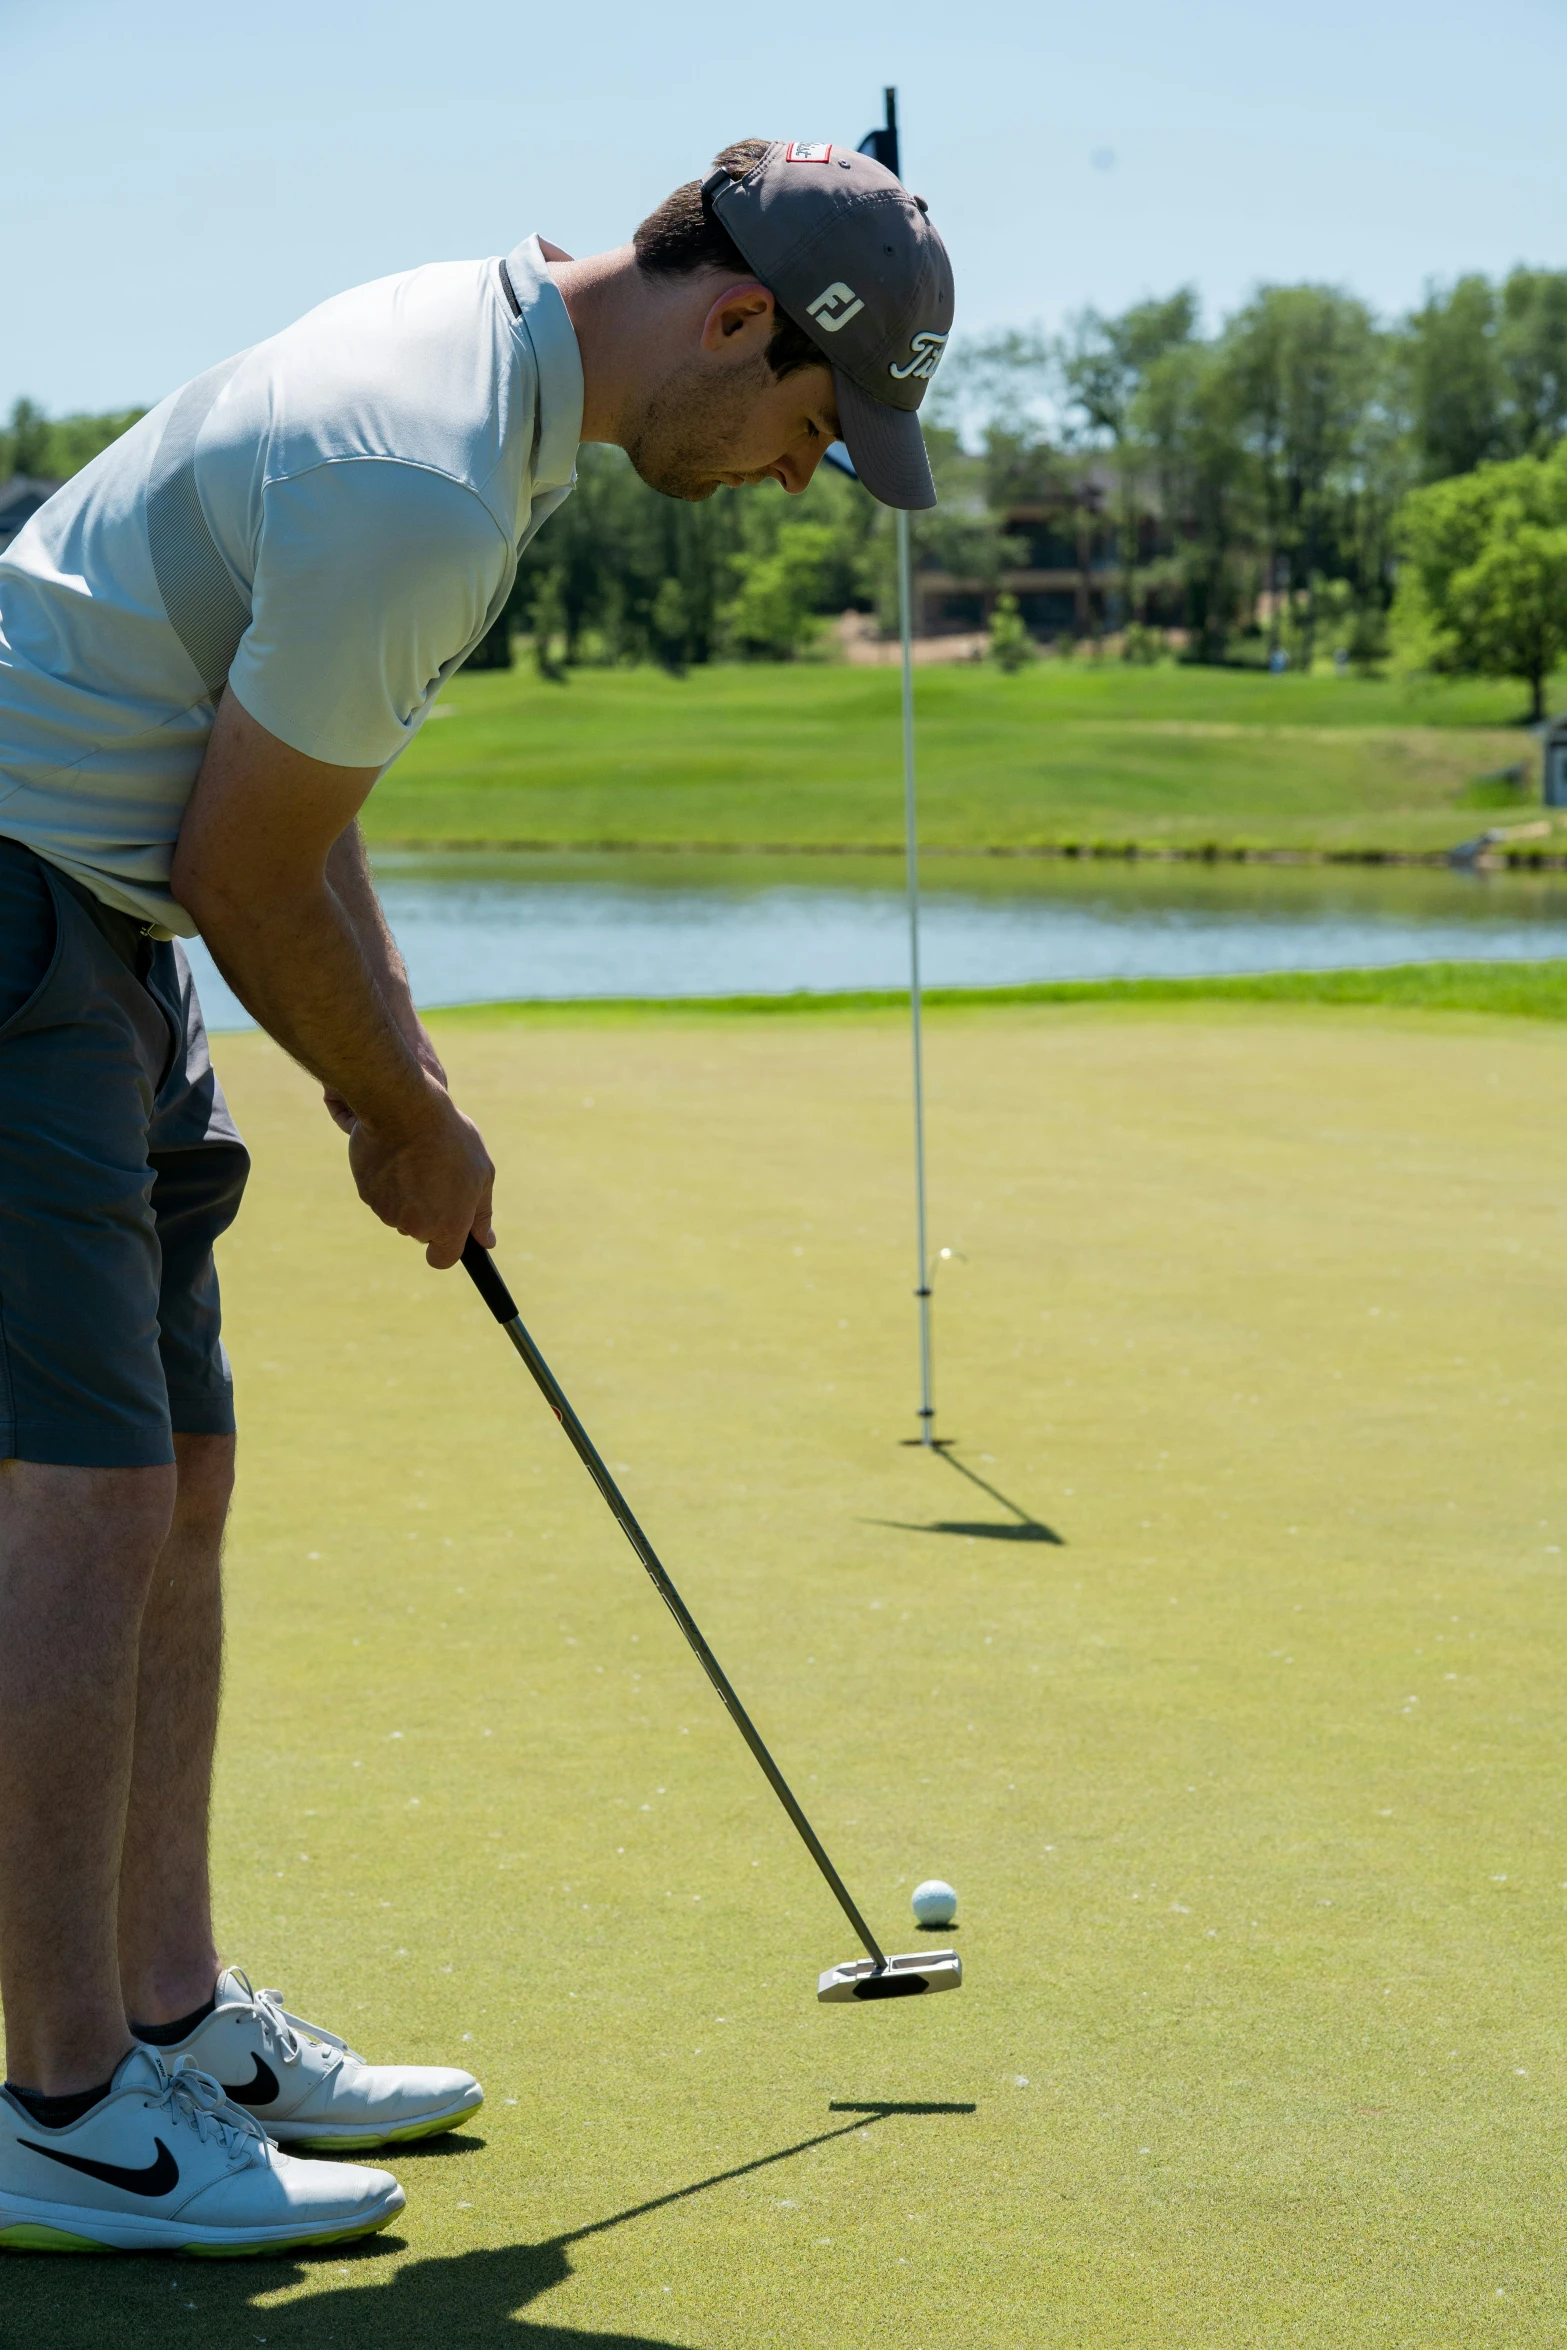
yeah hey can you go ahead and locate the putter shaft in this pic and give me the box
[461,1238,888,1970]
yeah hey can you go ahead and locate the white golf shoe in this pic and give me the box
[0,2047,403,2256]
[139,1969,483,2151]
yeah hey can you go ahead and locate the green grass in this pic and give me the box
[366,660,1559,858]
[15,1000,1567,2344]
[433,957,1567,1025]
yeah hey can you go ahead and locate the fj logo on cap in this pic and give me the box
[784,142,834,163]
[889,331,949,382]
[807,282,865,333]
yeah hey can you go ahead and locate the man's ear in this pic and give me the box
[700,282,776,353]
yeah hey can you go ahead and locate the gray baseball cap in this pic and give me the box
[704,140,954,511]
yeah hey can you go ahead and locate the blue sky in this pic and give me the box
[5,0,1563,416]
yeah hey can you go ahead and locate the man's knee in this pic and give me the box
[171,1433,235,1548]
[0,1461,179,1596]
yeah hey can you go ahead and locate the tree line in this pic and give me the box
[4,262,1565,709]
[942,266,1567,702]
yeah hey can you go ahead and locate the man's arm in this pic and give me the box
[171,688,492,1269]
[320,821,448,1126]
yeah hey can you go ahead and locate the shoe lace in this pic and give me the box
[161,2059,270,2164]
[231,1971,360,2072]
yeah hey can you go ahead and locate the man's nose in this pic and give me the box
[779,440,828,496]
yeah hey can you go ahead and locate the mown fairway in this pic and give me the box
[20,999,1566,2347]
[367,661,1554,858]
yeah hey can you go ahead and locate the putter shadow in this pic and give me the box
[8,2105,973,2348]
[827,2100,976,2114]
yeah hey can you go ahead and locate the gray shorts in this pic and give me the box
[0,836,249,1467]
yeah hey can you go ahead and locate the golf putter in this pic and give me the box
[460,1237,961,2005]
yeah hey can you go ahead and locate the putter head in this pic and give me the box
[818,1949,962,2003]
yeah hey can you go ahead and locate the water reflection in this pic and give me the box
[187,851,1567,1030]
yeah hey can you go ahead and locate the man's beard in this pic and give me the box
[623,353,772,503]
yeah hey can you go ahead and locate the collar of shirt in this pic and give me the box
[503,232,585,507]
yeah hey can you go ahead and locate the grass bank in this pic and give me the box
[19,999,1566,2344]
[431,957,1567,1025]
[366,659,1560,859]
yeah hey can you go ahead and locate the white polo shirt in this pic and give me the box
[0,235,582,936]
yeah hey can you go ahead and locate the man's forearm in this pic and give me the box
[323,824,431,1064]
[171,689,493,1264]
[192,860,435,1136]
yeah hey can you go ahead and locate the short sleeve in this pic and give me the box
[227,460,509,768]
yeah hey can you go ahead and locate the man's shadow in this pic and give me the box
[10,2102,974,2348]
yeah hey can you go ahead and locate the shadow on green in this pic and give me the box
[874,1444,1065,1544]
[7,2105,975,2346]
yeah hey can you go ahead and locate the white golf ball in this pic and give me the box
[911,1878,958,1928]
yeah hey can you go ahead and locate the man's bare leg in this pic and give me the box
[117,1433,233,2031]
[0,1461,175,2096]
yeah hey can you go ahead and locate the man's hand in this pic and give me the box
[348,1085,495,1267]
[172,692,495,1263]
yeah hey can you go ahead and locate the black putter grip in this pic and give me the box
[461,1235,519,1323]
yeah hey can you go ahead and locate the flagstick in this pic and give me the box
[897,505,935,1447]
[855,86,935,1446]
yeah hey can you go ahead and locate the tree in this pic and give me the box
[1401,277,1505,481]
[987,591,1033,671]
[935,338,1067,628]
[943,329,1052,446]
[1222,285,1382,667]
[1442,526,1567,718]
[1396,448,1567,719]
[860,426,1019,640]
[528,569,567,681]
[1,399,51,478]
[981,422,1066,511]
[648,577,690,675]
[1059,291,1199,637]
[722,523,838,660]
[1135,339,1250,661]
[0,397,146,483]
[1399,267,1567,483]
[507,443,738,667]
[1499,267,1567,456]
[505,440,876,671]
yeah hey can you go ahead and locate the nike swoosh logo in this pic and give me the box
[218,2054,280,2107]
[20,2136,179,2197]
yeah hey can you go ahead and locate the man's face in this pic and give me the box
[624,287,840,503]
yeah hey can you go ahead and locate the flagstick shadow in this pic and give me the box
[873,1442,1064,1544]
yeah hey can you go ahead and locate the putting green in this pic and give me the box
[19,1002,1567,2346]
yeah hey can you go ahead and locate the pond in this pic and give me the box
[187,851,1567,1030]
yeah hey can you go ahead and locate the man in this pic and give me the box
[0,136,952,2256]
